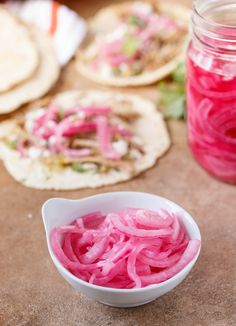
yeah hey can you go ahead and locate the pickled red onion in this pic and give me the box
[140,240,200,285]
[20,103,133,161]
[96,116,121,160]
[187,52,236,182]
[51,209,200,289]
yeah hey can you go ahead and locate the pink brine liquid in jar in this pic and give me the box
[187,0,236,183]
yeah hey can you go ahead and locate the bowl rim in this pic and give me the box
[42,191,201,293]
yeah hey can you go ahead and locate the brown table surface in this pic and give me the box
[1,1,236,325]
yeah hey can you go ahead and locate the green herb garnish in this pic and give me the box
[122,35,139,56]
[157,63,186,120]
[128,15,145,28]
[95,164,102,173]
[3,139,17,150]
[57,109,64,122]
[112,67,121,76]
[173,62,185,84]
[71,163,86,173]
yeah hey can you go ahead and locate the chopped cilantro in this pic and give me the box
[122,36,139,56]
[128,15,145,28]
[173,62,185,84]
[71,162,86,173]
[95,164,102,173]
[57,109,64,122]
[157,63,186,120]
[3,139,17,150]
[112,67,121,76]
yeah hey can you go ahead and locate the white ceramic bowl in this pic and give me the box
[42,192,201,308]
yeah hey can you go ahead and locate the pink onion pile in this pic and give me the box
[21,104,133,161]
[51,208,200,289]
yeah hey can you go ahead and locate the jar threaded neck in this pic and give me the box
[192,0,236,54]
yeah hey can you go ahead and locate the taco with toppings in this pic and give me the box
[76,1,189,87]
[0,90,170,189]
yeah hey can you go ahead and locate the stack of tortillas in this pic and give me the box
[0,6,60,114]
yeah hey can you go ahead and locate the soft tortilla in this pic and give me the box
[0,90,170,190]
[76,2,190,87]
[0,27,60,114]
[0,7,38,93]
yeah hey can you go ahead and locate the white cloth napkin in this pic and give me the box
[7,0,87,65]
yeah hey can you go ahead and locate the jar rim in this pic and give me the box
[191,0,236,52]
[193,0,236,30]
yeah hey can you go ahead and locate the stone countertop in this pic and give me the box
[0,1,236,325]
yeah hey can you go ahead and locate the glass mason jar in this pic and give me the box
[186,0,236,183]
